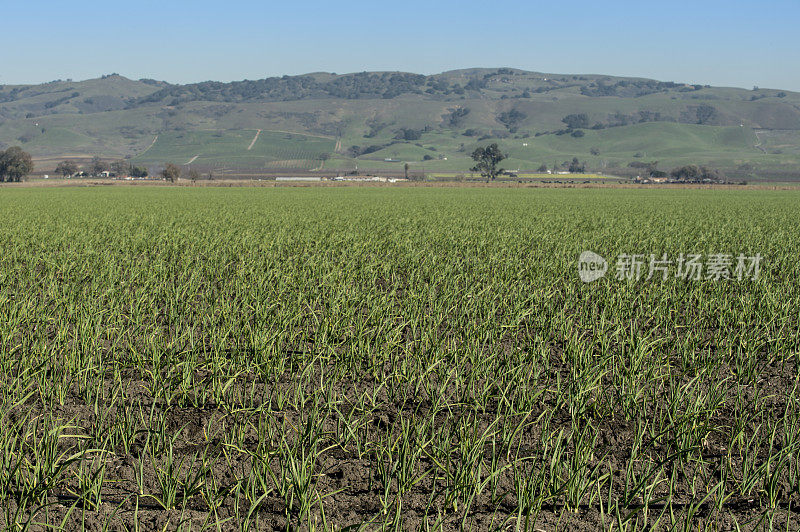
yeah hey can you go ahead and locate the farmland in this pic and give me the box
[1,186,799,530]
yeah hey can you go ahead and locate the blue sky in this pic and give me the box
[3,0,798,90]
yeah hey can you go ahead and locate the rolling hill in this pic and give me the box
[2,69,800,179]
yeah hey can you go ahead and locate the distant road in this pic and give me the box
[185,155,199,164]
[140,135,158,156]
[247,130,261,151]
[754,130,767,153]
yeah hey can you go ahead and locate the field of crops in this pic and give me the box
[1,187,799,530]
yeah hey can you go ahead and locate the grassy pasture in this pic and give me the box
[331,122,773,175]
[0,187,799,529]
[132,130,336,169]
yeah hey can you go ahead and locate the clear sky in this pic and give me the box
[3,0,798,90]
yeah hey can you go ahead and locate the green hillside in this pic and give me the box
[133,130,335,169]
[2,69,800,179]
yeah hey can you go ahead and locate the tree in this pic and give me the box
[536,163,548,173]
[629,161,659,174]
[470,144,507,181]
[404,162,410,179]
[670,164,701,180]
[160,163,181,182]
[130,165,149,178]
[497,109,526,130]
[671,165,724,182]
[395,128,423,141]
[568,157,586,173]
[695,104,717,125]
[55,160,78,178]
[187,168,200,184]
[447,107,471,127]
[89,156,109,176]
[562,113,590,130]
[0,147,34,182]
[110,160,129,176]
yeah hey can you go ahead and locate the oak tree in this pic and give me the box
[470,144,507,181]
[0,147,34,182]
[55,160,79,178]
[160,163,181,182]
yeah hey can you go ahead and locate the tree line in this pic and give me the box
[470,143,727,182]
[54,157,149,178]
[51,158,201,182]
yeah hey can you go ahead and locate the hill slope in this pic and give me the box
[2,69,800,179]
